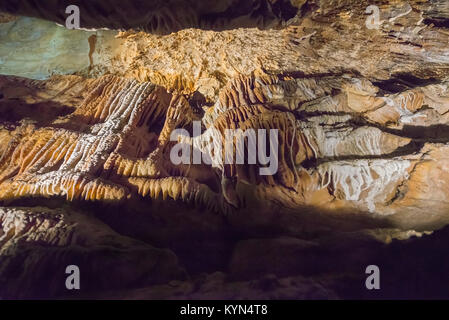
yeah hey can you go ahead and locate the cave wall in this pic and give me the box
[1,0,449,299]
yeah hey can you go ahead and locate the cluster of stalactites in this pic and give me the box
[1,72,449,214]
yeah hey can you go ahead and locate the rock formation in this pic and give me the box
[1,0,449,299]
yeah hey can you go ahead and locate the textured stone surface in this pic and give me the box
[0,206,186,299]
[2,72,449,228]
[1,0,449,299]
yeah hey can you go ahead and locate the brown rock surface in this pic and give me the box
[1,0,449,299]
[0,206,186,299]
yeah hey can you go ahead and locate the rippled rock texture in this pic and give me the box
[2,0,449,299]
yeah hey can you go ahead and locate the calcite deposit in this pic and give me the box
[1,0,449,299]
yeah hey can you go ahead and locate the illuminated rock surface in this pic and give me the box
[1,0,449,299]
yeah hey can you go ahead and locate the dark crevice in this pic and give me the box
[272,0,299,21]
[373,74,441,94]
[0,100,76,127]
[423,18,449,28]
[278,69,363,81]
[368,121,449,143]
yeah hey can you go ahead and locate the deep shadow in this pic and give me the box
[0,99,75,127]
[373,74,441,94]
[0,0,301,35]
[3,193,449,299]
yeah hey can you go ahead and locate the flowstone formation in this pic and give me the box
[2,0,449,299]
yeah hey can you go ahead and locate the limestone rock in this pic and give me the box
[2,0,449,299]
[0,206,186,298]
